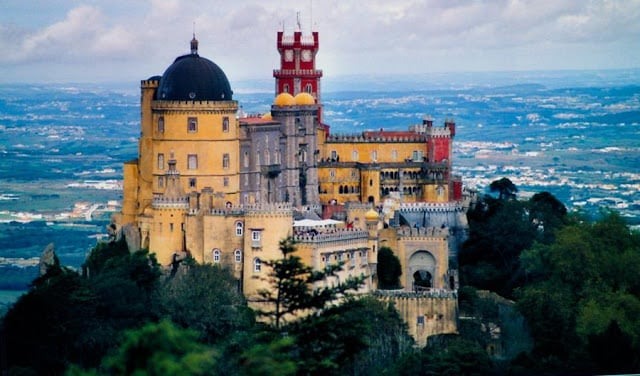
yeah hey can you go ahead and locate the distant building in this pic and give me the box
[116,30,469,346]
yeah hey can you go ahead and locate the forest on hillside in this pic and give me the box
[2,178,639,375]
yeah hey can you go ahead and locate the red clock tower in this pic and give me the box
[273,31,323,119]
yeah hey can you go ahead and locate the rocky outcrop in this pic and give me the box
[39,243,59,276]
[118,223,141,253]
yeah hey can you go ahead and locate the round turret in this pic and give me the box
[274,92,296,106]
[294,92,316,105]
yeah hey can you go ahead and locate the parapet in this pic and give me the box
[152,196,189,209]
[400,202,465,213]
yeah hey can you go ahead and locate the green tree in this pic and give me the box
[518,211,640,373]
[394,336,492,376]
[288,296,413,375]
[158,260,254,344]
[489,177,518,200]
[257,237,365,328]
[377,246,402,289]
[99,319,217,375]
[3,264,98,374]
[528,191,569,244]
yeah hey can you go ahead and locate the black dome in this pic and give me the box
[156,53,233,101]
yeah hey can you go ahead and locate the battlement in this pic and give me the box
[396,226,449,239]
[293,229,368,244]
[152,196,189,209]
[326,133,426,143]
[278,31,319,47]
[400,202,465,213]
[373,289,458,300]
[426,127,452,138]
[273,69,323,77]
[141,79,160,88]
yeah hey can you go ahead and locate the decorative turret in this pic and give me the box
[273,29,323,122]
[163,156,186,199]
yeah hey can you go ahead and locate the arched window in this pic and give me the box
[283,84,289,93]
[234,249,242,263]
[253,258,261,272]
[235,221,243,236]
[305,83,313,93]
[213,249,221,263]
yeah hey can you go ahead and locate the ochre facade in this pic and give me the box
[116,31,468,340]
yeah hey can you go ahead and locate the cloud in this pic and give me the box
[0,0,639,82]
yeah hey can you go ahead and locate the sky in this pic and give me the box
[1,0,639,84]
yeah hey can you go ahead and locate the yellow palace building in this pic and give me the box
[116,30,469,345]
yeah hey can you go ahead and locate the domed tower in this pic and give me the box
[121,35,239,265]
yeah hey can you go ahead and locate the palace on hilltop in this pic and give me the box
[116,29,469,346]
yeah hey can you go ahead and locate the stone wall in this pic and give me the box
[375,291,458,348]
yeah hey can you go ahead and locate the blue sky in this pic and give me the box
[1,0,639,83]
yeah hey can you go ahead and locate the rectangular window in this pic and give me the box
[251,230,261,248]
[330,150,337,161]
[352,150,358,161]
[169,223,174,232]
[371,150,378,162]
[188,117,198,133]
[391,149,398,161]
[189,178,196,189]
[157,116,165,133]
[157,153,164,170]
[222,153,230,169]
[223,177,229,187]
[158,176,164,188]
[188,154,198,169]
[222,116,229,132]
[417,316,425,325]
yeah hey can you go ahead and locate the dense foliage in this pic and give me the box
[377,246,402,289]
[4,177,639,374]
[460,178,640,374]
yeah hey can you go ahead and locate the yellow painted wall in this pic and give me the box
[121,161,139,224]
[149,208,187,266]
[322,141,427,164]
[151,100,240,204]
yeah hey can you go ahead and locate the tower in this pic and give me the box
[273,30,323,122]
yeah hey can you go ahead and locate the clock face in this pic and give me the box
[301,49,312,62]
[284,50,293,62]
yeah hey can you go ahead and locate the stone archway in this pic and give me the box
[407,250,436,291]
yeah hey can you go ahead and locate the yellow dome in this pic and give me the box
[261,112,272,120]
[294,92,316,105]
[365,208,379,221]
[273,92,295,106]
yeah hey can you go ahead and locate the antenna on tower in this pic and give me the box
[296,11,302,31]
[310,0,313,31]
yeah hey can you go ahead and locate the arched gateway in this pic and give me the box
[408,250,436,291]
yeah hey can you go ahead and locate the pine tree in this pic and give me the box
[257,237,365,328]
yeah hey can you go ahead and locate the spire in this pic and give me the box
[190,23,198,55]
